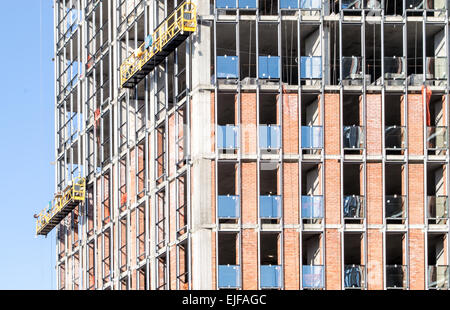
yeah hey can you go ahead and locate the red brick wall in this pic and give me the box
[325,159,341,224]
[408,163,424,225]
[241,93,257,155]
[407,94,424,156]
[324,94,340,154]
[283,229,299,289]
[282,93,299,154]
[242,229,258,289]
[242,162,257,224]
[366,94,382,155]
[367,230,383,289]
[325,229,341,290]
[367,163,383,224]
[409,229,425,290]
[283,162,299,225]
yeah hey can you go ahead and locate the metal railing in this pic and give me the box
[36,177,86,235]
[301,195,324,219]
[260,265,282,288]
[218,265,241,288]
[218,195,240,219]
[259,195,282,219]
[343,195,365,219]
[119,1,197,87]
[386,265,407,289]
[427,196,448,221]
[385,195,406,220]
[344,265,365,289]
[302,265,324,289]
[384,57,406,80]
[426,57,447,80]
[259,125,281,150]
[427,126,448,150]
[428,265,449,289]
[217,125,239,149]
[342,56,363,80]
[343,126,365,149]
[301,126,323,149]
[385,125,406,150]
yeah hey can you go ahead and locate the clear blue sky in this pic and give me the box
[0,0,56,289]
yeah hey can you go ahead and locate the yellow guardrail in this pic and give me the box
[36,177,86,235]
[120,1,197,88]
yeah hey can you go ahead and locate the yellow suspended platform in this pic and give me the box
[120,1,197,88]
[36,177,86,236]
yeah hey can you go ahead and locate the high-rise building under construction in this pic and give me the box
[36,0,450,290]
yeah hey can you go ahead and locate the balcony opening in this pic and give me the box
[301,163,323,224]
[86,185,94,237]
[168,51,175,109]
[102,170,111,225]
[427,94,448,155]
[156,189,166,250]
[216,23,238,84]
[175,41,187,102]
[134,83,146,138]
[327,21,340,85]
[343,94,364,154]
[137,203,146,261]
[406,21,423,85]
[259,0,279,15]
[156,124,166,184]
[177,174,188,237]
[240,20,257,82]
[365,21,381,85]
[157,254,167,290]
[119,216,127,274]
[281,20,298,85]
[384,24,406,86]
[260,161,280,223]
[218,162,239,224]
[426,25,446,86]
[138,265,147,290]
[428,233,449,289]
[385,95,406,155]
[384,0,403,15]
[102,228,111,284]
[302,233,324,289]
[178,241,189,290]
[217,93,238,154]
[386,233,407,289]
[301,93,322,154]
[258,23,279,82]
[260,232,282,289]
[120,276,128,290]
[259,93,280,154]
[385,163,406,224]
[427,163,448,224]
[300,25,321,86]
[101,111,111,165]
[87,240,95,290]
[218,232,240,289]
[341,25,366,86]
[343,163,364,223]
[344,233,365,289]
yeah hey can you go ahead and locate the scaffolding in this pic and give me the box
[120,1,197,88]
[36,177,86,236]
